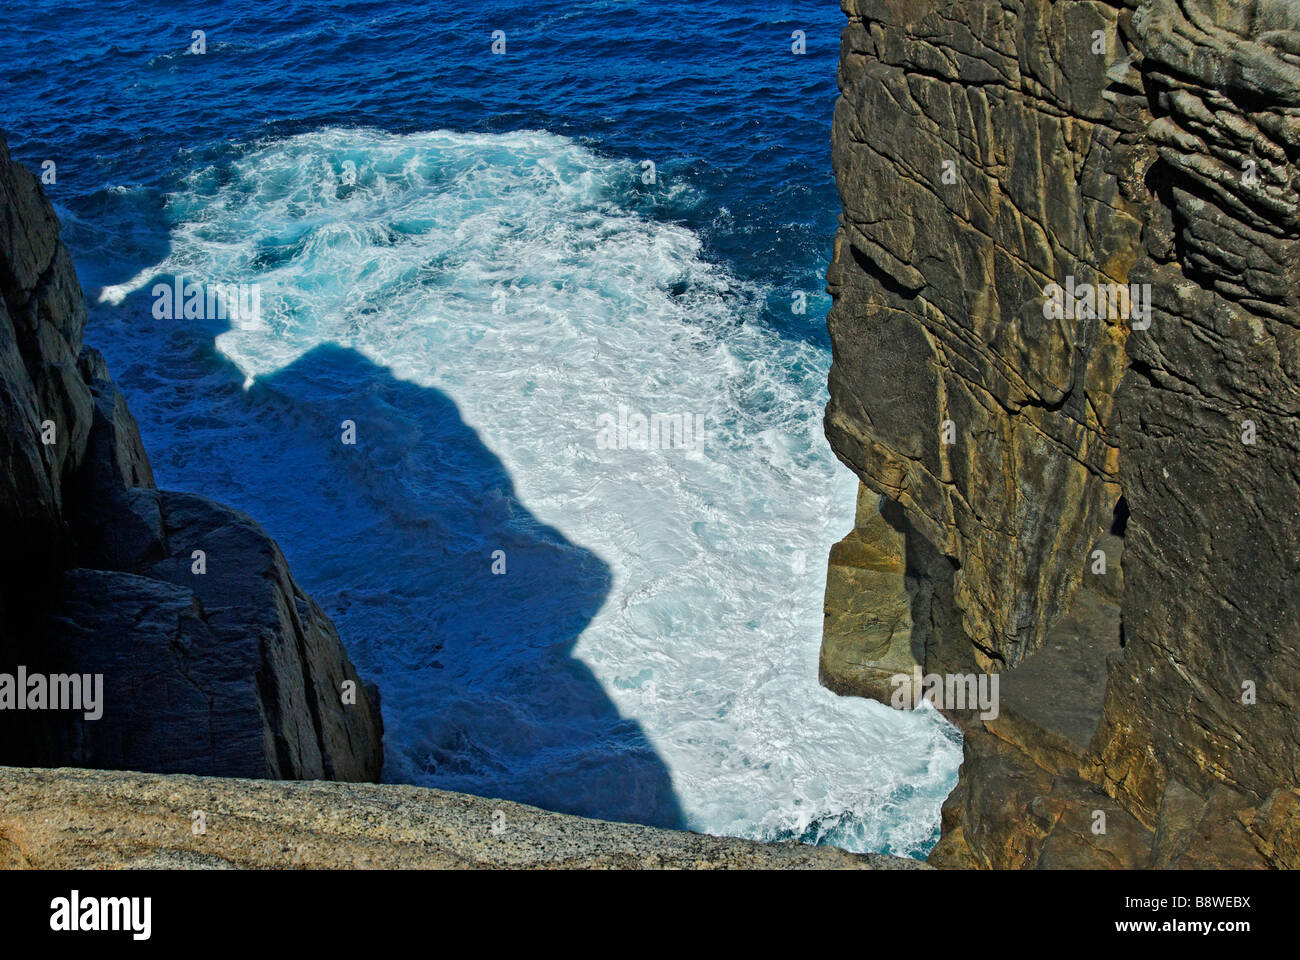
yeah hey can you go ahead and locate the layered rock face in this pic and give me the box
[823,0,1299,868]
[0,136,383,781]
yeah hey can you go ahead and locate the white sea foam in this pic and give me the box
[109,127,960,855]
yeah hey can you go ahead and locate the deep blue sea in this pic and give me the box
[0,0,959,855]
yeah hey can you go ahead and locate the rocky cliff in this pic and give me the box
[0,135,383,781]
[822,0,1299,868]
[0,129,930,872]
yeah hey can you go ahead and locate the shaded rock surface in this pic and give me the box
[0,766,924,869]
[0,134,382,781]
[819,484,916,702]
[824,0,1298,868]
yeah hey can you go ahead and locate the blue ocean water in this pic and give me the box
[0,0,960,855]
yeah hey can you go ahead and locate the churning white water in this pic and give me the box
[101,128,960,855]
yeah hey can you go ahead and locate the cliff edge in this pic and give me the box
[0,765,921,869]
[0,133,383,781]
[823,0,1299,868]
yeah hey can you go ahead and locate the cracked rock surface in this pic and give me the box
[823,0,1299,868]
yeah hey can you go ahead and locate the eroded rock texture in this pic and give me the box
[824,0,1299,868]
[0,766,925,870]
[0,135,383,781]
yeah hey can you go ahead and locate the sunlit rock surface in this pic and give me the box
[823,0,1299,868]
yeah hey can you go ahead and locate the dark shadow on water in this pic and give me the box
[99,284,685,830]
